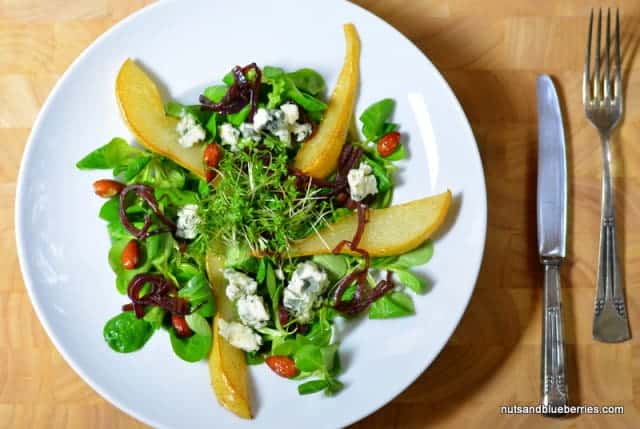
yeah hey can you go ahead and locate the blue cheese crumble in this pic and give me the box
[250,104,311,144]
[176,114,206,148]
[223,269,258,301]
[217,319,262,352]
[283,261,329,323]
[347,162,378,202]
[175,204,200,239]
[219,123,240,151]
[237,295,270,328]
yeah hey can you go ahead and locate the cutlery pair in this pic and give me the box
[536,8,630,415]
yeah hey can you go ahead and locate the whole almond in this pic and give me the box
[93,179,125,198]
[265,355,299,378]
[171,315,193,338]
[203,143,222,182]
[121,239,140,270]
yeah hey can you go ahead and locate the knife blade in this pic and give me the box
[536,74,569,415]
[537,75,567,258]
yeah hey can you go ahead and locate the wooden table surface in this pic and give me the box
[2,0,640,427]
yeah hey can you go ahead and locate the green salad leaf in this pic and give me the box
[368,291,415,319]
[99,198,120,223]
[311,254,349,280]
[103,311,154,353]
[294,344,325,372]
[394,269,427,294]
[390,240,434,269]
[178,273,215,318]
[165,101,211,126]
[298,379,329,395]
[143,306,166,330]
[360,99,395,141]
[77,137,150,180]
[287,68,326,96]
[227,104,251,126]
[186,313,212,337]
[384,143,406,162]
[203,85,227,103]
[169,329,212,362]
[263,65,328,112]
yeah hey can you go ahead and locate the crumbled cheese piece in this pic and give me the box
[280,103,299,125]
[265,110,286,134]
[275,268,285,281]
[273,128,291,145]
[219,123,240,151]
[176,114,206,148]
[217,319,262,352]
[292,123,312,142]
[237,295,270,328]
[175,204,200,240]
[283,261,329,323]
[252,108,270,132]
[347,162,378,202]
[224,269,258,301]
[251,106,311,145]
[239,123,261,142]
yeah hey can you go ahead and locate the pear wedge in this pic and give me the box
[206,253,252,419]
[293,23,360,178]
[291,191,452,257]
[116,59,206,178]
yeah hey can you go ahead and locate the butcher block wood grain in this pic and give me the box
[2,0,640,427]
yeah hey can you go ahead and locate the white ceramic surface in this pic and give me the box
[15,0,487,427]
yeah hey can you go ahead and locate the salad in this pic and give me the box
[76,23,451,418]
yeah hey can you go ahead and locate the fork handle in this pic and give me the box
[541,258,568,415]
[592,137,631,342]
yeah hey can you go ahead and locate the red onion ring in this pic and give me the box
[200,63,261,121]
[119,184,176,240]
[125,273,190,318]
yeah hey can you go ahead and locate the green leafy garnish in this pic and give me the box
[287,68,326,96]
[169,329,212,363]
[76,137,150,181]
[103,311,154,353]
[200,142,336,255]
[394,269,427,294]
[368,291,415,319]
[263,65,328,112]
[298,379,329,395]
[360,99,395,141]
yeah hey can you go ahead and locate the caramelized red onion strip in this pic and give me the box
[119,184,176,240]
[199,63,261,121]
[125,273,190,318]
[331,198,395,314]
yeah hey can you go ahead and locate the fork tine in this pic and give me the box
[604,9,611,99]
[615,9,621,99]
[594,9,602,100]
[583,9,593,103]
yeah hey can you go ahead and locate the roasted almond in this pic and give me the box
[171,314,193,338]
[377,131,400,157]
[265,355,299,378]
[93,179,125,198]
[121,239,140,270]
[203,143,222,182]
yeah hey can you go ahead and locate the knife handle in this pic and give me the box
[541,258,568,416]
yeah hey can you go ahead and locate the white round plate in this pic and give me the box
[16,0,486,427]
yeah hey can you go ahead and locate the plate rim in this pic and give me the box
[14,0,487,427]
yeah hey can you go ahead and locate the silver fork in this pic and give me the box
[583,9,631,342]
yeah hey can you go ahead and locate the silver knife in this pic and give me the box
[537,75,569,415]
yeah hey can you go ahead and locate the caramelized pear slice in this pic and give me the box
[293,23,360,178]
[291,191,452,256]
[116,59,206,178]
